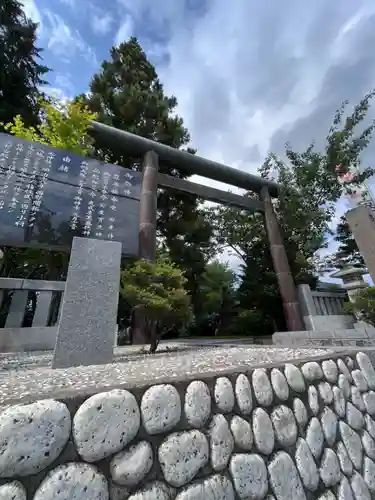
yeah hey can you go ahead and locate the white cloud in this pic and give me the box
[44,10,98,66]
[115,15,133,46]
[58,0,75,7]
[20,0,43,32]
[118,0,375,194]
[42,86,69,104]
[91,11,114,36]
[54,74,74,96]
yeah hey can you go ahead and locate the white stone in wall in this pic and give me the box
[0,399,71,477]
[320,448,341,487]
[338,359,352,382]
[363,391,375,416]
[350,387,365,412]
[0,481,26,500]
[270,368,289,401]
[339,421,363,471]
[235,374,253,415]
[302,361,323,381]
[271,405,297,447]
[306,417,324,460]
[293,398,308,429]
[252,408,275,455]
[333,387,346,418]
[308,386,320,416]
[352,370,368,392]
[317,492,336,500]
[141,385,181,435]
[284,364,305,392]
[109,481,129,500]
[268,451,306,500]
[127,481,173,500]
[357,352,375,390]
[252,369,273,406]
[184,381,211,428]
[230,454,267,500]
[337,476,354,500]
[214,377,234,413]
[322,360,338,383]
[337,441,353,477]
[33,463,108,500]
[350,471,371,500]
[175,474,235,500]
[346,402,364,431]
[321,407,338,447]
[295,438,319,491]
[318,382,334,404]
[363,457,375,494]
[346,356,354,371]
[365,414,375,439]
[73,390,140,462]
[110,441,153,487]
[158,430,208,487]
[339,375,351,400]
[362,431,375,460]
[230,416,253,451]
[209,414,234,471]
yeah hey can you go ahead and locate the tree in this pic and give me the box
[80,38,213,321]
[121,258,192,352]
[345,287,375,326]
[1,98,97,280]
[209,91,375,332]
[332,215,364,268]
[0,0,49,130]
[191,260,237,336]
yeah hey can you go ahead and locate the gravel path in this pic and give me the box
[0,346,335,406]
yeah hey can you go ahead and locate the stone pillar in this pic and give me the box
[52,237,122,369]
[260,187,304,331]
[132,151,159,345]
[346,205,375,282]
[32,291,53,327]
[5,291,28,328]
[139,151,159,261]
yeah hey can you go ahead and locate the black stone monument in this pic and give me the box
[0,133,141,255]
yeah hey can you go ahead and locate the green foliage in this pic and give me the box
[2,98,97,155]
[121,259,192,351]
[334,215,364,268]
[208,91,375,334]
[81,37,214,318]
[0,0,49,130]
[199,261,235,316]
[345,288,375,326]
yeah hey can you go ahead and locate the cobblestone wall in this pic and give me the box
[1,352,375,499]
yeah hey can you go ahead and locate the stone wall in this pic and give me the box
[273,326,375,347]
[1,352,375,499]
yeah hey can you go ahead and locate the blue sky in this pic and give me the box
[21,0,375,277]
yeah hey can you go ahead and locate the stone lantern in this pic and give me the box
[329,264,368,303]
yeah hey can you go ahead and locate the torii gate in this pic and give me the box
[90,121,304,332]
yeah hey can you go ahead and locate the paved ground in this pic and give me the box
[0,345,336,406]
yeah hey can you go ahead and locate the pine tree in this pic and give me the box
[82,38,213,318]
[0,0,49,129]
[334,215,365,268]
